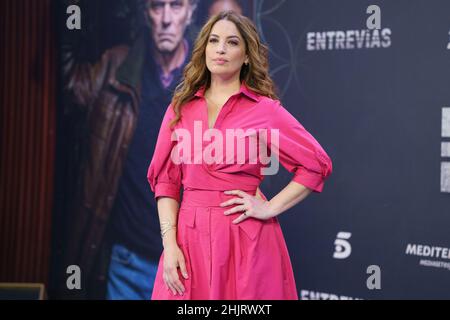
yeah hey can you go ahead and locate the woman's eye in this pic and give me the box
[229,41,238,46]
[209,38,218,43]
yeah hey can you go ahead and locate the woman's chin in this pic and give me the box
[208,69,240,79]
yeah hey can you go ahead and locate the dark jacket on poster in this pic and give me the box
[57,31,150,299]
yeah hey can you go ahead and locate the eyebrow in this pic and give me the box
[209,34,241,40]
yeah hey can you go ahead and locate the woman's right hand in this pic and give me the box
[162,243,189,296]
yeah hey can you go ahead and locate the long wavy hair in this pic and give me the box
[169,10,279,128]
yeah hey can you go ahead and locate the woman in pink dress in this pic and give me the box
[147,11,332,300]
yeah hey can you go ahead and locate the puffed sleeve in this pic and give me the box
[267,100,332,192]
[147,104,182,202]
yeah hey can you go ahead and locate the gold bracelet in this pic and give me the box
[161,226,176,238]
[160,221,176,238]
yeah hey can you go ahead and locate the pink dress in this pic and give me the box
[147,81,332,300]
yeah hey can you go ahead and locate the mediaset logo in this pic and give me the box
[405,243,450,271]
[405,243,450,260]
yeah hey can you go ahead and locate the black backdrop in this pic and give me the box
[257,0,450,299]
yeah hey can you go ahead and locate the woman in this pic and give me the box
[147,11,332,300]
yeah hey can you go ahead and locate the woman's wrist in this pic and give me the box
[162,229,178,249]
[267,200,281,218]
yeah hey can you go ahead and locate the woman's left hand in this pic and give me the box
[220,190,275,224]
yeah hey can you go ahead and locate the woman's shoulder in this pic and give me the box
[256,95,282,110]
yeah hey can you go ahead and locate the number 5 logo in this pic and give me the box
[333,232,352,259]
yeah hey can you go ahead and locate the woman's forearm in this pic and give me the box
[157,197,180,248]
[268,181,313,217]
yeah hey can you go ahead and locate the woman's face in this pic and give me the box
[205,19,248,80]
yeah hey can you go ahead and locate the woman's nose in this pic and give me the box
[216,41,226,54]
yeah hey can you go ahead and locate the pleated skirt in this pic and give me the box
[150,188,298,300]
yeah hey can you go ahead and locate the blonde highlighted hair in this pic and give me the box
[169,10,279,128]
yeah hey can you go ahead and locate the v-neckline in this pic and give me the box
[206,102,224,130]
[203,88,241,130]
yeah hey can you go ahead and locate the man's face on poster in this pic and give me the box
[146,0,194,53]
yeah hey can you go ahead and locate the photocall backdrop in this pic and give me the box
[55,0,450,299]
[258,0,450,300]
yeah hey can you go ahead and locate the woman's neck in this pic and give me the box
[207,76,241,99]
